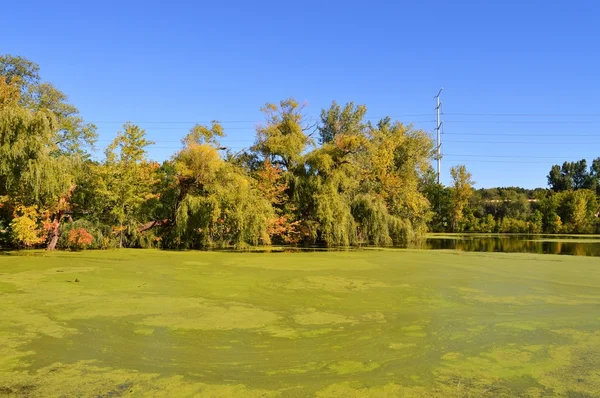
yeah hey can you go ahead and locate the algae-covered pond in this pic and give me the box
[1,249,600,397]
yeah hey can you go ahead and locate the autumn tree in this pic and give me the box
[362,118,433,242]
[0,55,99,249]
[0,77,78,249]
[249,99,314,243]
[169,124,274,248]
[294,102,434,246]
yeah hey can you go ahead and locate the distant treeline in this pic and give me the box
[1,55,599,250]
[425,164,600,234]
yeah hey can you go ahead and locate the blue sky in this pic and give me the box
[3,0,599,188]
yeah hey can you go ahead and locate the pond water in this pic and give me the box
[3,235,600,257]
[423,234,600,256]
[218,235,600,257]
[3,249,600,396]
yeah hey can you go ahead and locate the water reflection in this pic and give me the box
[423,235,600,257]
[217,237,600,257]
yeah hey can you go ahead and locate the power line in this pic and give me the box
[90,120,257,124]
[90,135,600,146]
[444,154,597,159]
[87,114,600,124]
[445,159,562,164]
[88,116,435,124]
[96,127,261,131]
[90,139,600,147]
[93,144,249,148]
[445,120,600,124]
[444,132,599,137]
[94,138,255,143]
[444,113,600,117]
[444,139,600,144]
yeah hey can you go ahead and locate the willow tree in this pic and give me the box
[0,55,97,155]
[1,55,98,249]
[171,124,273,248]
[362,118,434,243]
[304,145,359,246]
[300,102,369,246]
[247,99,436,247]
[0,77,75,248]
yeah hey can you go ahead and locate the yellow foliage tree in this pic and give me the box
[10,205,45,247]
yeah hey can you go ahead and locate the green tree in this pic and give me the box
[528,210,543,234]
[589,157,600,194]
[547,159,594,192]
[318,101,367,145]
[99,123,158,247]
[548,164,572,192]
[183,122,225,146]
[252,98,313,171]
[0,55,97,154]
[302,102,370,245]
[449,165,474,232]
[420,168,453,232]
[559,190,598,233]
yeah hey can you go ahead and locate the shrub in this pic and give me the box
[58,219,107,249]
[132,230,160,249]
[9,206,44,247]
[67,228,94,250]
[0,219,9,247]
[496,217,529,233]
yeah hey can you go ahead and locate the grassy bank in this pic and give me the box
[1,249,600,397]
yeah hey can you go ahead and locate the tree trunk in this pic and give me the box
[46,214,62,250]
[46,186,76,251]
[138,219,169,233]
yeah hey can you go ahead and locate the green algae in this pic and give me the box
[389,343,417,350]
[284,275,389,292]
[1,249,600,396]
[327,360,380,375]
[293,309,357,326]
[139,301,279,331]
[0,360,278,397]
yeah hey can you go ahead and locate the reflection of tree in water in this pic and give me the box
[574,243,587,256]
[425,236,600,256]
